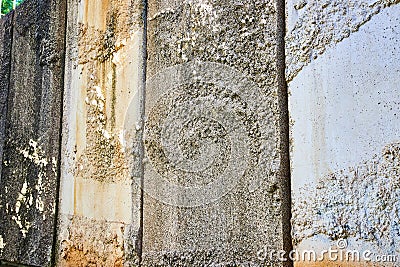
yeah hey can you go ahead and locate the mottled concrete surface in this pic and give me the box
[0,12,12,190]
[0,0,66,265]
[56,0,145,265]
[142,0,286,266]
[288,2,400,265]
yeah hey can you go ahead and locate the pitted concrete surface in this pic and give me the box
[57,215,128,266]
[142,0,285,266]
[293,142,400,250]
[0,12,12,186]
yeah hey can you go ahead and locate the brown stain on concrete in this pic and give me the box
[59,216,126,267]
[60,0,143,265]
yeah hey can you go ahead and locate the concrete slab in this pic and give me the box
[0,0,66,265]
[288,1,400,265]
[0,12,13,188]
[56,0,145,265]
[142,0,287,265]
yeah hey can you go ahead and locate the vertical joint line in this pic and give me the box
[51,0,69,265]
[136,0,148,265]
[276,0,293,266]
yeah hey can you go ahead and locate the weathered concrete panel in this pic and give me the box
[0,0,66,265]
[288,1,400,265]
[56,0,145,265]
[0,12,13,187]
[142,1,287,265]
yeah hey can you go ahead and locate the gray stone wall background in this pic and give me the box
[0,0,398,266]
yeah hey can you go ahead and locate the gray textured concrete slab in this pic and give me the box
[142,1,287,265]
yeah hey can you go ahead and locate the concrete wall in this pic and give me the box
[58,0,290,265]
[0,0,399,266]
[287,0,400,266]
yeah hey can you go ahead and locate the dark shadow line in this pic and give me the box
[276,0,294,266]
[136,0,148,265]
[50,0,68,265]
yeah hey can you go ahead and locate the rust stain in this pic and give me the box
[74,0,143,184]
[59,216,126,267]
[61,0,144,264]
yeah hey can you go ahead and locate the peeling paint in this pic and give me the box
[0,138,58,240]
[18,139,49,168]
[17,139,54,221]
[10,180,32,238]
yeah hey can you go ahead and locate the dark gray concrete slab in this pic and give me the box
[0,0,66,265]
[0,12,13,188]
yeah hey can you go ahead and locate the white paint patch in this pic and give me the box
[52,157,58,176]
[12,180,33,237]
[15,180,28,214]
[11,214,32,238]
[18,139,49,167]
[0,235,5,249]
[16,140,50,221]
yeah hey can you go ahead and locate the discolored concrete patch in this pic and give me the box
[57,0,145,265]
[57,215,133,267]
[288,3,400,264]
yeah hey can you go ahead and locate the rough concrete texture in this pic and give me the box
[293,142,400,253]
[0,0,66,265]
[57,0,145,265]
[58,215,127,266]
[288,2,400,265]
[0,12,12,189]
[142,0,286,266]
[286,0,400,81]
